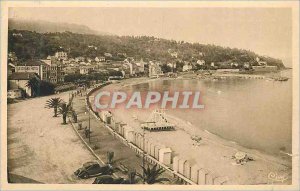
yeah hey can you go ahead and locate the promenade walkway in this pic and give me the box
[7,91,96,184]
[71,93,178,184]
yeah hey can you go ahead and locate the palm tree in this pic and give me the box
[45,98,64,117]
[58,103,72,125]
[26,77,40,97]
[137,164,169,184]
[127,170,137,184]
[107,151,114,164]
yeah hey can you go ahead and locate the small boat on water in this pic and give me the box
[274,77,289,81]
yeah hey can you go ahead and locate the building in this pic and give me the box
[167,62,176,69]
[75,57,85,62]
[170,52,178,58]
[8,72,40,97]
[99,57,105,62]
[15,60,49,81]
[196,60,205,66]
[54,51,68,60]
[79,66,94,74]
[117,53,127,58]
[135,59,146,73]
[231,62,239,68]
[63,66,77,75]
[243,63,250,69]
[183,64,192,72]
[41,58,65,84]
[149,62,163,78]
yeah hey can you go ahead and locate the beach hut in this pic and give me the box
[159,148,172,165]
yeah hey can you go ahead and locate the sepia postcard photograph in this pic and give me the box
[0,1,299,190]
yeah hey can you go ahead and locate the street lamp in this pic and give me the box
[136,117,155,184]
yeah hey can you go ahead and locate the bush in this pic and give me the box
[39,81,55,96]
[7,98,15,104]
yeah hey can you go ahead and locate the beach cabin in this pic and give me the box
[159,148,172,165]
[99,111,112,124]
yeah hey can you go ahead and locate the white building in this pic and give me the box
[149,62,163,78]
[54,51,68,60]
[8,72,39,97]
[170,52,178,58]
[135,59,146,73]
[167,63,176,69]
[183,64,192,72]
[196,60,205,66]
[231,62,239,67]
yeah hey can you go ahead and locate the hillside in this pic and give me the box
[7,29,285,69]
[8,19,110,35]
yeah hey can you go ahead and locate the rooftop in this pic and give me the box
[17,60,49,67]
[8,72,38,80]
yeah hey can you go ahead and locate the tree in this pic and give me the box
[26,77,40,97]
[137,164,169,184]
[161,64,172,73]
[106,151,114,164]
[45,98,64,117]
[39,81,55,96]
[58,103,72,124]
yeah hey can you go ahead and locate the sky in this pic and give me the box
[9,7,292,66]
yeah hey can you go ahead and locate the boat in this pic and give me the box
[274,77,289,81]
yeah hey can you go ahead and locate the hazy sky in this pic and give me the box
[9,7,292,66]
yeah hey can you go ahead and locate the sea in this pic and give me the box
[122,70,292,156]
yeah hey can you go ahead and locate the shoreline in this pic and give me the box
[105,76,292,164]
[95,76,292,184]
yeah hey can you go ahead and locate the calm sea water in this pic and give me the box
[125,70,292,155]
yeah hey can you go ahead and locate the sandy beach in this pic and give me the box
[94,77,292,185]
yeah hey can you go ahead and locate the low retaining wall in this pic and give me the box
[85,82,228,185]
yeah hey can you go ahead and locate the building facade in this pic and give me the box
[15,60,49,81]
[54,51,68,61]
[8,72,40,97]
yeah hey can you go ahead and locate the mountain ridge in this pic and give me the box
[8,18,111,35]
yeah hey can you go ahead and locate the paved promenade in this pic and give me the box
[71,92,178,184]
[7,92,96,184]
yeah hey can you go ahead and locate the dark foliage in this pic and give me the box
[8,29,285,68]
[39,81,55,96]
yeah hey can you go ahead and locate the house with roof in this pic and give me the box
[149,62,163,78]
[196,60,205,66]
[182,64,192,72]
[8,72,40,97]
[54,51,68,61]
[79,66,94,74]
[15,60,49,81]
[41,58,65,84]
